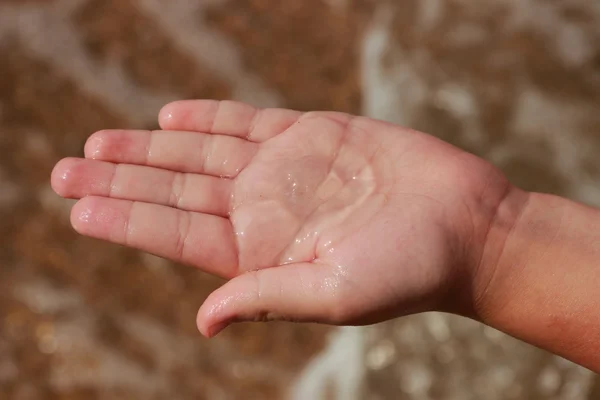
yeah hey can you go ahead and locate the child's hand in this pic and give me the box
[51,100,510,337]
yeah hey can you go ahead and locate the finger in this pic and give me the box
[52,158,232,217]
[196,262,344,337]
[84,129,257,178]
[158,100,303,142]
[71,196,238,278]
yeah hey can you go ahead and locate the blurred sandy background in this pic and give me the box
[1,0,599,399]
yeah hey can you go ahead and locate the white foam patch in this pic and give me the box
[118,315,198,371]
[555,22,595,68]
[510,86,600,205]
[0,0,283,127]
[119,313,293,387]
[360,5,428,126]
[135,0,283,108]
[290,327,366,400]
[0,0,180,126]
[503,0,598,68]
[13,280,82,314]
[48,316,169,394]
[418,0,444,32]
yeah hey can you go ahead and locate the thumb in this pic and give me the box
[197,262,346,337]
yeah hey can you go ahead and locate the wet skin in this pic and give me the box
[52,100,509,337]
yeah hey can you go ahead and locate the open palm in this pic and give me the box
[52,100,509,336]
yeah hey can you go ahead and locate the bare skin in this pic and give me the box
[51,100,600,372]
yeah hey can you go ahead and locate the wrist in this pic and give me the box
[469,185,532,322]
[466,190,600,371]
[439,178,530,320]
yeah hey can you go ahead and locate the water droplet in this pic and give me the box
[78,207,92,224]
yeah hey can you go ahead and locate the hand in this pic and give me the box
[51,100,510,337]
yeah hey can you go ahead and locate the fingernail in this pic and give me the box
[159,108,174,125]
[85,135,103,159]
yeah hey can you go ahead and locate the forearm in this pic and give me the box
[475,188,600,372]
